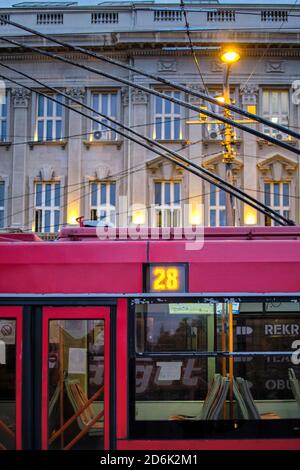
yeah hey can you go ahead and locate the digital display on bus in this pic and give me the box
[145,264,187,293]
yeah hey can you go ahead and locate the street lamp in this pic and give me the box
[220,48,240,226]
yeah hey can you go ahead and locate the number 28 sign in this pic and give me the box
[145,264,187,293]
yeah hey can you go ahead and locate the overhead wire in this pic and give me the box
[1,17,300,143]
[0,65,292,226]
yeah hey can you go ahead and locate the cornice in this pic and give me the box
[1,47,300,63]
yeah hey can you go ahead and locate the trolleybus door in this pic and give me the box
[0,307,22,450]
[41,307,110,450]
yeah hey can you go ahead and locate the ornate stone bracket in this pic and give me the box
[122,88,148,106]
[65,87,86,103]
[239,84,259,105]
[11,88,31,108]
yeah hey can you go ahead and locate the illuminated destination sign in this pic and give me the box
[145,264,187,293]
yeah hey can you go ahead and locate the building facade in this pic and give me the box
[0,1,300,235]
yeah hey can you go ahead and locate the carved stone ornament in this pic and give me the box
[11,88,31,108]
[211,61,223,73]
[266,61,285,73]
[95,165,110,180]
[65,87,86,102]
[121,88,129,106]
[257,154,297,181]
[132,89,149,105]
[240,84,259,105]
[157,60,177,73]
[38,165,55,181]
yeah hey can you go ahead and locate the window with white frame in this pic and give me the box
[36,94,63,141]
[34,182,61,233]
[154,91,182,140]
[264,181,290,226]
[0,92,8,142]
[154,181,181,227]
[209,184,227,226]
[0,181,5,228]
[90,182,116,225]
[262,90,289,137]
[91,92,118,141]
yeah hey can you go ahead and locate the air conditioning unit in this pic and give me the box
[208,130,220,140]
[93,130,102,140]
[275,133,284,141]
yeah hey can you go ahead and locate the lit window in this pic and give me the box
[36,94,64,141]
[34,182,61,233]
[90,182,116,225]
[154,181,181,228]
[154,91,182,140]
[91,92,118,141]
[262,90,289,137]
[264,181,290,226]
[0,181,5,228]
[0,92,8,142]
[209,184,227,227]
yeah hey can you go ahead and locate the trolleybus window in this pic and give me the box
[0,319,16,450]
[130,299,300,439]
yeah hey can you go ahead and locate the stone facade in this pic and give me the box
[0,2,300,232]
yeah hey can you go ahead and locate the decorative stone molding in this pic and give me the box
[257,154,297,181]
[157,60,177,73]
[146,156,184,178]
[266,61,285,73]
[132,89,149,105]
[240,84,259,105]
[65,87,86,103]
[37,165,55,181]
[11,88,31,108]
[292,80,300,106]
[203,154,243,178]
[211,61,223,73]
[121,87,129,106]
[95,165,110,180]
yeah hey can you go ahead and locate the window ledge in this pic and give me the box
[83,140,123,150]
[154,139,189,147]
[257,137,297,148]
[0,141,11,150]
[29,140,67,150]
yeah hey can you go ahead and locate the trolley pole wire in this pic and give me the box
[1,16,300,141]
[0,65,293,227]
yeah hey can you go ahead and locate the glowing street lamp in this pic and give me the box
[220,49,241,64]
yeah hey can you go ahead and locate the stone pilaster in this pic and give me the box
[65,87,85,223]
[10,88,31,228]
[239,84,259,225]
[129,88,149,225]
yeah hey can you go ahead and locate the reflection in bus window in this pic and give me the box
[48,319,105,450]
[132,301,300,438]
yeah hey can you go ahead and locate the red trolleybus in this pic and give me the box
[0,226,300,451]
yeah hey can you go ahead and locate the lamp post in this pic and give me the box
[220,49,240,226]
